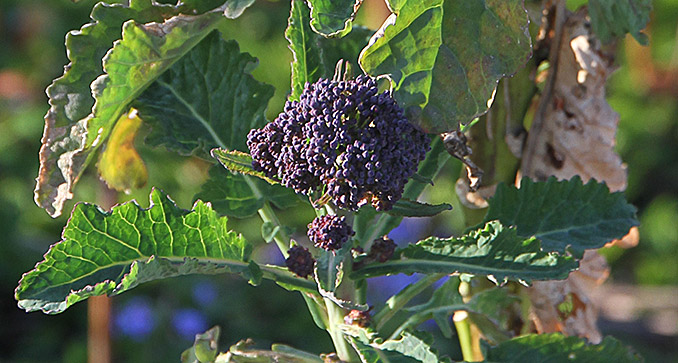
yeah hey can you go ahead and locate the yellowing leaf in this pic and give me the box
[98,110,148,193]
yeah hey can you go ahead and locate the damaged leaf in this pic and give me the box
[97,109,147,193]
[521,10,628,192]
[35,1,253,218]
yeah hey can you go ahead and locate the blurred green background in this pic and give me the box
[0,0,676,362]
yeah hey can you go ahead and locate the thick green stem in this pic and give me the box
[324,298,359,362]
[374,273,445,330]
[453,311,476,362]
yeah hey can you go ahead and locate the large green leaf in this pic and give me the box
[482,176,639,257]
[135,31,274,155]
[286,0,372,101]
[589,0,652,45]
[15,189,313,314]
[484,333,643,362]
[35,1,253,218]
[352,221,577,283]
[359,0,531,133]
[195,166,299,218]
[307,0,361,37]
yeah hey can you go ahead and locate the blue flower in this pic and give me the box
[114,297,156,341]
[172,308,209,340]
[192,280,218,307]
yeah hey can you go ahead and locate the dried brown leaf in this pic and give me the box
[522,7,633,343]
[521,9,626,191]
[528,250,609,343]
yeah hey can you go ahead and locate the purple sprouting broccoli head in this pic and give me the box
[247,75,430,211]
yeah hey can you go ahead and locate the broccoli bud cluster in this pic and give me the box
[247,75,430,211]
[285,245,314,278]
[307,215,354,251]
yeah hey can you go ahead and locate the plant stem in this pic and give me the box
[453,311,476,362]
[257,201,291,258]
[374,273,445,330]
[324,298,359,362]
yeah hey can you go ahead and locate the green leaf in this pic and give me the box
[286,0,372,101]
[484,333,643,362]
[396,278,463,339]
[589,0,652,45]
[321,26,374,76]
[352,221,577,283]
[181,326,221,363]
[482,176,639,257]
[359,0,532,133]
[287,0,327,101]
[314,243,351,293]
[388,199,452,217]
[135,31,274,155]
[36,1,253,218]
[315,243,368,311]
[15,189,313,314]
[345,327,445,363]
[97,110,148,193]
[261,222,280,243]
[195,165,299,219]
[211,149,281,185]
[220,339,323,362]
[307,0,361,37]
[349,339,424,363]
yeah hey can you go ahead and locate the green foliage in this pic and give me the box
[195,166,299,218]
[181,326,221,363]
[352,221,577,283]
[346,328,445,363]
[13,0,656,361]
[353,137,450,246]
[15,189,313,314]
[387,199,452,217]
[135,31,274,155]
[359,0,531,133]
[483,177,639,257]
[211,149,280,185]
[398,278,463,338]
[286,0,372,101]
[16,189,252,313]
[484,333,643,362]
[307,0,360,37]
[36,0,251,218]
[589,0,652,45]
